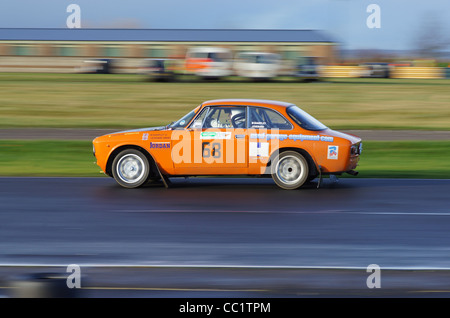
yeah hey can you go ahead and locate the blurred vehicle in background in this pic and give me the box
[358,62,390,78]
[185,47,233,79]
[233,52,281,80]
[78,58,116,74]
[140,58,177,81]
[294,56,320,81]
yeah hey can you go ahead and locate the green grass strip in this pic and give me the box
[356,141,450,178]
[0,73,450,130]
[0,140,99,177]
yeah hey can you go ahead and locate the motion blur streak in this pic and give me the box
[1,177,450,296]
[1,177,450,268]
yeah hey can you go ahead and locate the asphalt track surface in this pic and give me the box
[1,176,450,297]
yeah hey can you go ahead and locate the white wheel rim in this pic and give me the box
[116,154,146,184]
[276,155,305,185]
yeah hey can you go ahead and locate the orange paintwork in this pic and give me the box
[93,99,362,180]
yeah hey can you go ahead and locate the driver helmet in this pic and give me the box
[231,109,243,116]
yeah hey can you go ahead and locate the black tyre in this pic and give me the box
[112,149,150,188]
[271,151,309,190]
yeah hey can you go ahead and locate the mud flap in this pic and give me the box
[317,165,322,189]
[155,163,172,189]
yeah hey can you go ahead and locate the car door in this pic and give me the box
[247,106,294,174]
[172,106,248,175]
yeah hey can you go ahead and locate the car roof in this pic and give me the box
[202,99,293,109]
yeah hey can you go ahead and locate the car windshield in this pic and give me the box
[286,105,327,131]
[168,109,197,129]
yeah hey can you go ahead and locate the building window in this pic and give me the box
[148,48,167,58]
[56,45,79,57]
[102,45,122,57]
[11,45,35,56]
[282,50,299,60]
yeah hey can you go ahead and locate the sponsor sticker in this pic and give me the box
[142,133,149,141]
[251,121,267,129]
[249,142,269,158]
[328,145,339,160]
[200,131,231,140]
[150,142,171,149]
[250,133,333,142]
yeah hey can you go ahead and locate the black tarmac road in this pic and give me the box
[1,177,450,297]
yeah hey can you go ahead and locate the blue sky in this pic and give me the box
[1,0,449,50]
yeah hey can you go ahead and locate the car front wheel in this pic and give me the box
[272,151,309,190]
[112,149,150,188]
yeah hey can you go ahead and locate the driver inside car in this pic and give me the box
[206,108,245,128]
[229,108,245,128]
[221,109,233,128]
[223,108,246,128]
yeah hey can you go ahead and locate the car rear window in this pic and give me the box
[286,105,327,131]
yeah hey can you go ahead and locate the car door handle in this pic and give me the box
[235,134,245,139]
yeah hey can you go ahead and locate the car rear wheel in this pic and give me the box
[112,149,150,188]
[272,151,309,190]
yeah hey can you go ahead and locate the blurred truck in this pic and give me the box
[233,52,282,80]
[140,58,177,81]
[185,47,233,79]
[358,62,390,78]
[78,58,116,74]
[294,56,320,81]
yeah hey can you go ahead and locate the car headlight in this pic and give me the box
[350,142,363,155]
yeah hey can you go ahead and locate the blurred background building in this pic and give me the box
[0,28,337,75]
[1,28,448,79]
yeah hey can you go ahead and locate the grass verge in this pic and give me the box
[0,73,449,130]
[0,140,449,179]
[0,140,98,177]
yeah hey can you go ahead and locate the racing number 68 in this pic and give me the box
[202,142,221,158]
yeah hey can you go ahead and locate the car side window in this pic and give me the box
[190,107,210,128]
[249,107,292,129]
[202,107,246,129]
[249,108,269,129]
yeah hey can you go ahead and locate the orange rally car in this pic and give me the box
[92,99,362,190]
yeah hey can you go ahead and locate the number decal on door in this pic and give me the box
[202,142,221,158]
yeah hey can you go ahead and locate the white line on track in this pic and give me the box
[2,263,450,271]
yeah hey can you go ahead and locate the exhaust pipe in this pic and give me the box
[347,170,359,176]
